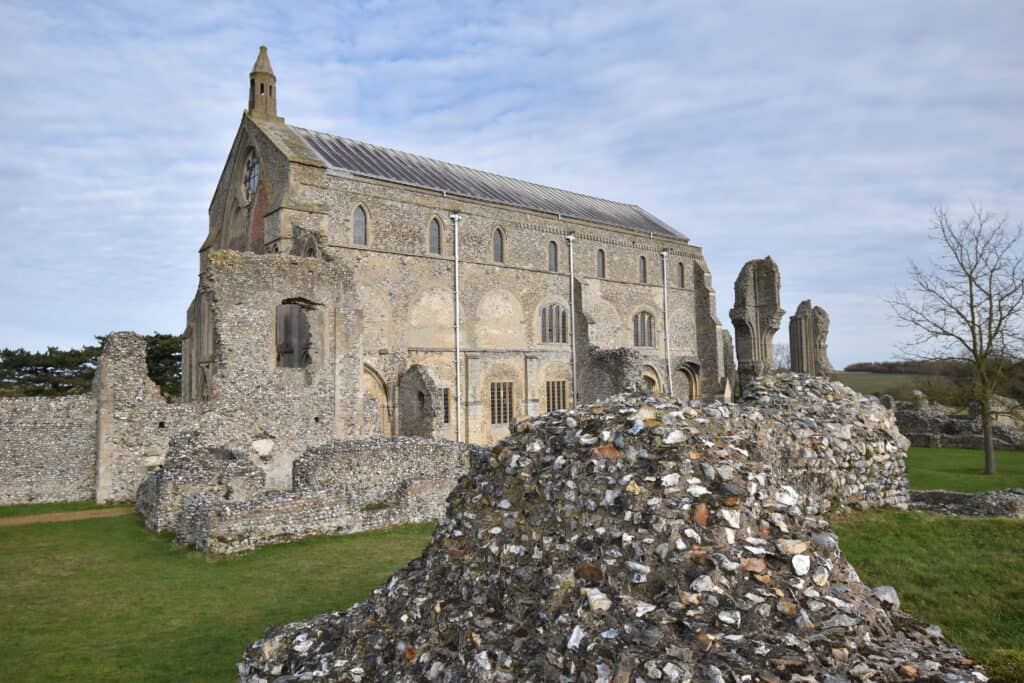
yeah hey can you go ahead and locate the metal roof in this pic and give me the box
[291,126,684,240]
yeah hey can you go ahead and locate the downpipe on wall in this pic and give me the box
[661,250,674,397]
[450,212,462,443]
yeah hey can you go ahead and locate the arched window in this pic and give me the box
[353,206,367,246]
[597,249,606,278]
[639,255,647,283]
[493,229,504,263]
[548,241,558,272]
[677,262,685,287]
[429,218,442,254]
[633,311,655,347]
[541,303,568,343]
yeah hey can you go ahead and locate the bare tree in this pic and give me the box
[889,205,1024,474]
[774,343,790,370]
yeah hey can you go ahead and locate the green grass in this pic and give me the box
[0,515,434,682]
[907,447,1024,491]
[0,500,127,519]
[835,510,1024,681]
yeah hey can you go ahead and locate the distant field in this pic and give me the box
[835,371,953,398]
[906,447,1024,491]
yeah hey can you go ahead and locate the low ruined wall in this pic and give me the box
[136,433,265,534]
[0,395,97,504]
[149,436,483,553]
[894,404,1023,450]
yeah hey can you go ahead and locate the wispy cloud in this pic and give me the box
[0,1,1021,366]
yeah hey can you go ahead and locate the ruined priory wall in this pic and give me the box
[94,332,199,503]
[197,252,361,487]
[0,395,97,504]
[176,437,484,554]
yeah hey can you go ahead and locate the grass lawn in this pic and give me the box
[0,515,433,683]
[0,500,127,519]
[907,446,1024,491]
[834,510,1024,682]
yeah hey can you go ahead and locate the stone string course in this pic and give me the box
[237,373,981,683]
[0,395,97,505]
[138,436,485,554]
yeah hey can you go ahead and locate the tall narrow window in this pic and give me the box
[597,249,606,278]
[429,218,442,254]
[546,380,567,412]
[442,388,451,424]
[548,241,558,272]
[633,311,655,347]
[677,262,685,288]
[276,303,312,367]
[493,229,504,262]
[353,206,367,246]
[541,303,568,343]
[490,382,514,424]
[639,255,647,283]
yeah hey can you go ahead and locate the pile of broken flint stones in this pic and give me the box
[239,373,988,683]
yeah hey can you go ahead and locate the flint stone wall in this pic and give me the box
[894,403,1023,450]
[144,436,484,553]
[135,430,266,534]
[0,395,96,504]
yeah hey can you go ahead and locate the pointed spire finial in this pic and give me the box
[247,45,281,121]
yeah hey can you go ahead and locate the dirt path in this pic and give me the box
[0,507,134,527]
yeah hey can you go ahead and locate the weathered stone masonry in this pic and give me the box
[0,395,96,505]
[0,332,194,505]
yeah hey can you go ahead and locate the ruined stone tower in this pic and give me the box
[789,299,833,376]
[729,256,784,389]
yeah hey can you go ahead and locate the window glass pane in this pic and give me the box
[639,256,647,283]
[677,262,684,287]
[597,250,605,278]
[493,230,504,262]
[429,219,441,254]
[353,207,367,245]
[548,242,557,272]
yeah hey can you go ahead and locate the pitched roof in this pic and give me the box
[290,126,685,240]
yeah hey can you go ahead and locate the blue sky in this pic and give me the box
[1,1,1021,368]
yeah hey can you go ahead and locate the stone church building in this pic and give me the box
[177,46,733,484]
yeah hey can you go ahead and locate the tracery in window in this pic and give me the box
[243,150,260,201]
[541,303,568,343]
[633,311,655,347]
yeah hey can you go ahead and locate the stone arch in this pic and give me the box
[399,365,439,437]
[476,290,525,348]
[362,364,392,436]
[408,290,454,348]
[639,364,662,395]
[673,362,701,401]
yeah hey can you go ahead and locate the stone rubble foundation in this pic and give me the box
[238,373,986,682]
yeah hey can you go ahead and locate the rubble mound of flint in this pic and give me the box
[239,374,986,683]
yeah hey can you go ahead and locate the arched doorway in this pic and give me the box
[673,363,701,401]
[640,365,662,395]
[362,365,392,436]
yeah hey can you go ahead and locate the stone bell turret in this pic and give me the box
[248,46,281,121]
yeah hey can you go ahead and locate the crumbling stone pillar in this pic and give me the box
[788,300,833,376]
[729,257,784,390]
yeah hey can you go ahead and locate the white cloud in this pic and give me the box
[0,0,1022,369]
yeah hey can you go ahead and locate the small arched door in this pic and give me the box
[362,366,392,436]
